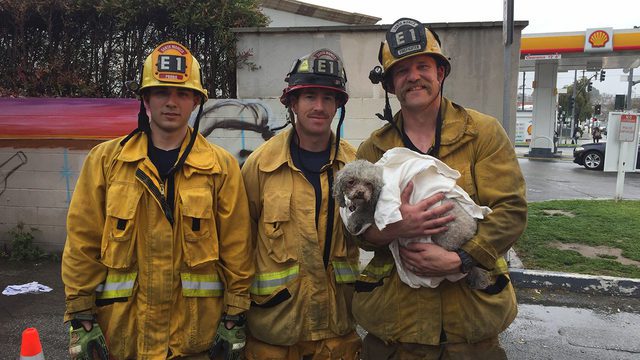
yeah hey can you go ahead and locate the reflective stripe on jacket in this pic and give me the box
[352,98,527,345]
[241,129,359,345]
[62,130,253,358]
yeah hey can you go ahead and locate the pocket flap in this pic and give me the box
[263,191,290,222]
[180,188,213,218]
[106,183,142,219]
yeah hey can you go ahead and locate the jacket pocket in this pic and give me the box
[247,271,302,346]
[262,191,295,263]
[102,182,142,269]
[180,188,219,268]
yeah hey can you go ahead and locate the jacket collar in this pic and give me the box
[371,98,479,158]
[118,128,218,174]
[258,128,351,173]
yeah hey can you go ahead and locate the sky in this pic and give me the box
[303,0,640,97]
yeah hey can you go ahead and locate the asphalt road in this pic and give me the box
[517,151,640,202]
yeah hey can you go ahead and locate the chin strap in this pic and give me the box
[165,97,205,178]
[120,99,150,146]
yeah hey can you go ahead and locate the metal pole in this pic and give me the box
[626,68,634,110]
[570,70,578,144]
[502,0,514,138]
[615,141,627,201]
[521,72,526,111]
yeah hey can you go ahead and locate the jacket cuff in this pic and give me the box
[225,305,246,316]
[225,293,250,312]
[460,241,496,270]
[65,296,96,318]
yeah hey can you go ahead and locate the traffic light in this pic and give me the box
[600,70,606,82]
[569,96,574,109]
[594,104,601,115]
[587,81,593,92]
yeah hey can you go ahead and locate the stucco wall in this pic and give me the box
[235,22,525,141]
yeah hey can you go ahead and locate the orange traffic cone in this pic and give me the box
[20,327,45,359]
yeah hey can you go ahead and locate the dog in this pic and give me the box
[333,160,384,235]
[334,158,491,290]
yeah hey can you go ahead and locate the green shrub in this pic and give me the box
[7,222,45,261]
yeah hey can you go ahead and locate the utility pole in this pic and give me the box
[627,68,638,110]
[521,72,526,111]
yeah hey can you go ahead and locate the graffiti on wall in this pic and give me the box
[197,99,289,159]
[60,149,73,204]
[0,151,28,197]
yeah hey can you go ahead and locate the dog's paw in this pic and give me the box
[466,267,492,290]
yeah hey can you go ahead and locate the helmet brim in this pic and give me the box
[280,85,349,107]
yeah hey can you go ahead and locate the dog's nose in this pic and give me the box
[355,190,364,198]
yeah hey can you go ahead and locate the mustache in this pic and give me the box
[399,81,434,95]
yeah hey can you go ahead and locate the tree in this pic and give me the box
[0,0,268,98]
[559,77,596,125]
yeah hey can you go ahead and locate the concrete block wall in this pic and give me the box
[0,147,87,253]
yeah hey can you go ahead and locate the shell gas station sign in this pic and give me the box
[584,28,614,53]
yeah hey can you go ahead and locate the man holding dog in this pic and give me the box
[241,49,361,359]
[353,18,527,359]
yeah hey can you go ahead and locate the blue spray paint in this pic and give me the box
[60,149,73,204]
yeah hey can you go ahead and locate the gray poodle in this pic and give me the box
[333,160,384,235]
[333,159,491,289]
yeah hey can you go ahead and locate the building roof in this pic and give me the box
[260,0,380,25]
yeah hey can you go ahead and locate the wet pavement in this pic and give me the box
[516,144,640,202]
[2,259,639,359]
[502,302,640,359]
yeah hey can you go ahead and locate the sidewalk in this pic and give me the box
[515,137,605,160]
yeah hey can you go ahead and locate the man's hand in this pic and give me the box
[209,317,246,360]
[399,242,462,277]
[68,320,109,360]
[364,181,456,245]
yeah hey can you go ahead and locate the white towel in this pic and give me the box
[374,147,492,288]
[2,281,53,296]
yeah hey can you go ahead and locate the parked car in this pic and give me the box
[573,142,640,170]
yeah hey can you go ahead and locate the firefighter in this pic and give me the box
[353,18,527,359]
[62,41,253,359]
[241,48,361,359]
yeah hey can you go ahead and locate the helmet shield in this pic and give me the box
[281,48,348,106]
[139,41,208,100]
[376,18,451,85]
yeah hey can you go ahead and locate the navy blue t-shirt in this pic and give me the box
[290,141,330,228]
[148,140,180,213]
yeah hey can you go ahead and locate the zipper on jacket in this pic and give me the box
[135,169,174,225]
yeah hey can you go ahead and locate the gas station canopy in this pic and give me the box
[519,28,640,72]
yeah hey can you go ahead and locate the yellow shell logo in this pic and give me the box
[588,30,609,48]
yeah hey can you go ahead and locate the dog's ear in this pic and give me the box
[333,172,347,207]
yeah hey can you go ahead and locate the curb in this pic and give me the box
[509,268,640,298]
